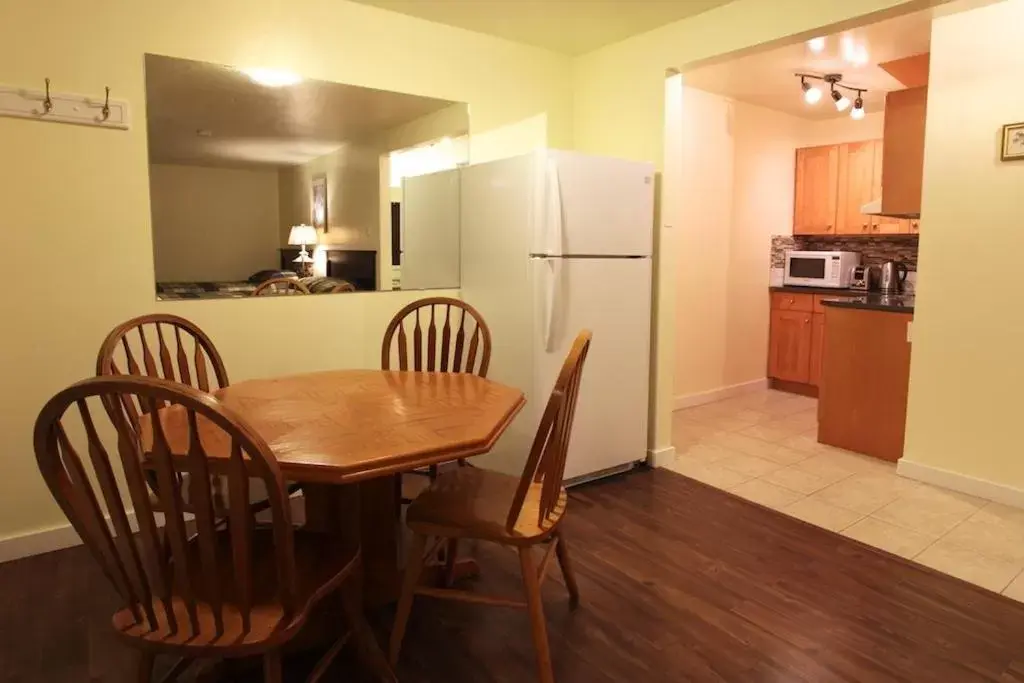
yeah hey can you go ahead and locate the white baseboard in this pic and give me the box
[0,522,90,564]
[898,460,1024,509]
[0,494,307,565]
[673,378,768,412]
[647,445,676,469]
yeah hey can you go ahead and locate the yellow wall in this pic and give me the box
[0,0,571,542]
[573,0,941,454]
[903,0,1024,487]
[150,163,282,282]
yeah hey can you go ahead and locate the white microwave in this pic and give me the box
[783,250,861,288]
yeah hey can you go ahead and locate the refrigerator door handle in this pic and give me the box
[542,257,562,351]
[544,157,564,255]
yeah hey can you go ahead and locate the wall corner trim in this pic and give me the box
[647,445,677,468]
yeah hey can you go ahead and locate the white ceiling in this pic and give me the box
[682,9,934,120]
[144,54,463,167]
[349,0,736,55]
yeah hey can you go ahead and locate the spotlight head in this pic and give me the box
[801,78,822,105]
[832,88,851,112]
[851,95,865,120]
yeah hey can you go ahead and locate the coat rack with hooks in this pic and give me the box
[0,77,129,129]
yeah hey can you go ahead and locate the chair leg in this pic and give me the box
[519,546,555,683]
[555,532,580,607]
[342,583,398,683]
[390,533,429,665]
[136,652,155,683]
[263,652,283,683]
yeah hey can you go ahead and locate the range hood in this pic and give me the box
[859,198,920,219]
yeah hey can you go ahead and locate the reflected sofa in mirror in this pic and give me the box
[144,54,469,300]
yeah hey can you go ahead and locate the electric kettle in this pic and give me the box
[879,260,908,294]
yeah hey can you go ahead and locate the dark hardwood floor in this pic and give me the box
[4,468,1024,682]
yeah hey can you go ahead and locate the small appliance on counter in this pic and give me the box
[879,260,909,294]
[783,250,861,288]
[850,264,880,291]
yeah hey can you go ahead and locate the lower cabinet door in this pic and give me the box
[768,309,813,384]
[809,313,826,387]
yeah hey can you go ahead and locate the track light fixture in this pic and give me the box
[795,73,868,120]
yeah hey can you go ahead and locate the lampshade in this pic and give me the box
[288,224,317,246]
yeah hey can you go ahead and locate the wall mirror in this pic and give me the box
[144,54,469,300]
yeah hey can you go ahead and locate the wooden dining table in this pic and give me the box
[148,368,525,604]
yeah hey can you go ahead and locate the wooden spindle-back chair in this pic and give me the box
[34,376,394,682]
[390,330,593,683]
[382,297,493,499]
[381,297,491,377]
[252,278,310,296]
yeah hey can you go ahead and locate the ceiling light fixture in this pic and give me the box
[851,92,866,120]
[801,77,822,105]
[807,37,826,53]
[239,67,302,88]
[795,73,868,120]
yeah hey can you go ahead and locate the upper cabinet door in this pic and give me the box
[793,145,839,235]
[881,87,928,216]
[836,141,877,234]
[870,140,905,234]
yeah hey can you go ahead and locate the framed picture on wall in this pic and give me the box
[311,174,328,231]
[1001,122,1024,161]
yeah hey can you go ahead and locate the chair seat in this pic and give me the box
[112,527,358,655]
[406,467,567,545]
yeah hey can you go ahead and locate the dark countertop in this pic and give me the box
[821,294,915,313]
[770,286,864,296]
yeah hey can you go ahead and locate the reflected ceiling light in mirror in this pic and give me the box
[239,67,302,88]
[807,37,826,53]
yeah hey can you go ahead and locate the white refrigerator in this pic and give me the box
[460,149,654,482]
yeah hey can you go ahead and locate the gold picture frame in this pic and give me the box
[1001,122,1024,161]
[311,174,328,231]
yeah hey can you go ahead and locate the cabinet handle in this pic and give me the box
[804,318,810,324]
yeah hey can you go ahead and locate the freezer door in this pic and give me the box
[401,168,461,290]
[531,150,655,258]
[530,256,652,480]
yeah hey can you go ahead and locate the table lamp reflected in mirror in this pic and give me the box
[288,224,317,277]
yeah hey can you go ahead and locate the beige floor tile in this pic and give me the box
[737,422,803,444]
[754,445,813,466]
[705,432,783,460]
[780,431,825,454]
[762,399,810,418]
[842,518,935,559]
[716,453,785,478]
[938,510,1024,564]
[674,442,736,463]
[809,474,918,515]
[785,498,864,532]
[915,538,1024,592]
[696,413,762,432]
[772,414,818,434]
[728,479,804,511]
[872,490,980,538]
[1001,571,1024,602]
[762,462,852,495]
[967,501,1024,527]
[664,457,753,490]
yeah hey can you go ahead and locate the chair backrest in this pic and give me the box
[96,314,229,393]
[506,330,592,533]
[252,277,310,296]
[381,297,491,376]
[33,375,297,639]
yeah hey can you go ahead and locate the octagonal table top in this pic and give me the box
[147,369,525,484]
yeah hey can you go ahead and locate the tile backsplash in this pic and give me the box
[770,234,919,271]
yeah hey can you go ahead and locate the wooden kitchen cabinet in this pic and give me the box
[793,145,839,235]
[881,86,928,217]
[836,141,877,235]
[768,308,814,384]
[808,313,826,387]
